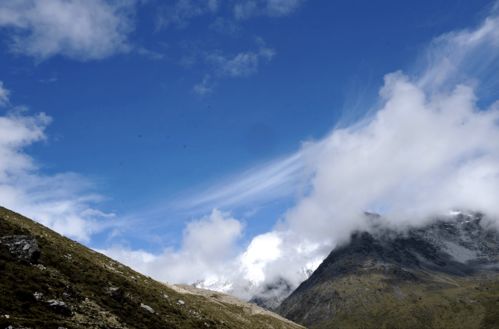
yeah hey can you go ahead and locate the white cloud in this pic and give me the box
[193,75,215,96]
[0,0,136,60]
[418,16,499,94]
[193,44,275,94]
[156,0,220,29]
[101,209,323,300]
[207,46,275,78]
[102,209,243,284]
[285,74,499,245]
[110,10,499,301]
[175,151,310,211]
[209,17,241,36]
[156,0,304,29]
[234,0,304,20]
[240,232,283,285]
[0,82,10,106]
[0,85,115,241]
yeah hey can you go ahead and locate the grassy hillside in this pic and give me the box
[279,264,499,329]
[0,207,303,329]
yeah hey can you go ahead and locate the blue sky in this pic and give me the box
[1,0,499,295]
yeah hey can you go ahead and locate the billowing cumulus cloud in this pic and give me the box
[0,0,136,60]
[102,210,324,300]
[285,74,499,246]
[102,209,244,285]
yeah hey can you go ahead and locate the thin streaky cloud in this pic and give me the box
[0,81,10,106]
[174,150,312,212]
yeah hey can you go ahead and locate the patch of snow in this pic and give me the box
[194,277,233,293]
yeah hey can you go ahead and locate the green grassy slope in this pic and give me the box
[0,207,303,329]
[279,265,499,329]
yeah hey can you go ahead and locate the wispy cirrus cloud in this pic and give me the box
[0,81,10,107]
[175,150,310,211]
[194,43,275,94]
[153,0,301,95]
[156,0,305,30]
[234,0,305,20]
[0,80,116,242]
[208,45,275,77]
[156,0,220,29]
[0,0,136,61]
[193,75,215,96]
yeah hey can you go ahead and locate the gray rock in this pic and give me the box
[140,303,155,313]
[0,235,40,263]
[33,292,43,301]
[47,299,72,316]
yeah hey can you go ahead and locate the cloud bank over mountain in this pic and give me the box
[103,9,499,299]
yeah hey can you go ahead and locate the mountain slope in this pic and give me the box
[250,277,295,310]
[0,207,303,329]
[278,213,499,329]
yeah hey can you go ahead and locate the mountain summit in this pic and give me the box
[278,213,499,328]
[0,207,303,329]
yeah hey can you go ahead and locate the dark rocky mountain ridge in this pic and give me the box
[278,212,499,328]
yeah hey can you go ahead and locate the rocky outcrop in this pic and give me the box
[0,235,40,263]
[46,300,72,316]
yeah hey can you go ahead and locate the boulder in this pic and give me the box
[140,303,155,314]
[47,299,73,316]
[0,235,40,263]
